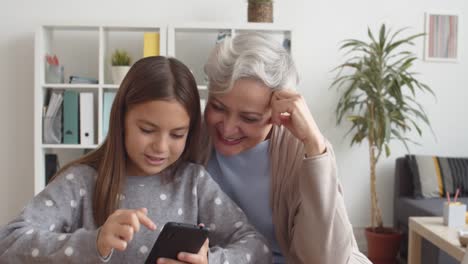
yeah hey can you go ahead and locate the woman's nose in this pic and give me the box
[221,115,239,136]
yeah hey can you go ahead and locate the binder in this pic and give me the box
[144,32,160,57]
[79,92,94,145]
[103,91,117,138]
[63,90,79,144]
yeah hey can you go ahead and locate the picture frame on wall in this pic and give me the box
[424,12,459,62]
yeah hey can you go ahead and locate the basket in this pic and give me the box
[248,2,273,23]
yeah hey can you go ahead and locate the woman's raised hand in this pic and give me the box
[270,89,326,156]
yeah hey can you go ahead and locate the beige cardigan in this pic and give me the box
[269,126,371,263]
[201,125,371,263]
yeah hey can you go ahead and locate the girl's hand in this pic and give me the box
[97,208,157,257]
[270,89,326,156]
[156,238,209,264]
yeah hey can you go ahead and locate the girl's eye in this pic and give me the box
[171,134,185,139]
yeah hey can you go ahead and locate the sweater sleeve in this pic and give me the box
[195,166,272,264]
[290,142,371,264]
[0,165,107,263]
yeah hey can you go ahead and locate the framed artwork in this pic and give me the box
[424,12,459,62]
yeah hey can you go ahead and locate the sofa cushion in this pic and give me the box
[407,155,468,198]
[396,197,468,226]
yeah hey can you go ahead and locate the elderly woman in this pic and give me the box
[201,33,371,264]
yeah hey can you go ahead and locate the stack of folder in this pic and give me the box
[44,90,117,145]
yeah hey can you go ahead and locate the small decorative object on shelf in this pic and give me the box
[247,0,273,23]
[45,54,64,83]
[111,49,131,85]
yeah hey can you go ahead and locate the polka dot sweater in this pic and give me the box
[0,163,271,263]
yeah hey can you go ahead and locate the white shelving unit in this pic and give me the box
[34,23,293,194]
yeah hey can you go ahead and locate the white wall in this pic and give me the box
[1,0,467,228]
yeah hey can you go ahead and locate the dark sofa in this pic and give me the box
[393,157,468,264]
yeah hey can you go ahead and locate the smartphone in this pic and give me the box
[145,222,209,264]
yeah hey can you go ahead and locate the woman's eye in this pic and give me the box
[211,103,224,111]
[140,128,153,134]
[242,117,259,123]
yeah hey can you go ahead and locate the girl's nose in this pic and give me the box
[151,134,169,153]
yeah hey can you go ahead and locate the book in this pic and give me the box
[69,75,98,84]
[144,32,160,57]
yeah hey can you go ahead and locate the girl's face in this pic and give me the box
[125,99,190,176]
[204,78,273,156]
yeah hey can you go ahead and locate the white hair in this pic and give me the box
[204,32,299,93]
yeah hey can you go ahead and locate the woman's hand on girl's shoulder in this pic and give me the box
[156,238,209,264]
[271,89,326,156]
[97,208,156,257]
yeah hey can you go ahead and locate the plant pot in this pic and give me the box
[365,227,402,264]
[111,66,131,85]
[248,2,273,23]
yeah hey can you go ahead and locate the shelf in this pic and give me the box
[35,24,292,195]
[170,23,293,31]
[101,26,166,84]
[42,84,99,89]
[42,144,98,149]
[43,25,100,31]
[102,84,120,89]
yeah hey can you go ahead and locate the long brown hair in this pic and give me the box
[51,56,202,226]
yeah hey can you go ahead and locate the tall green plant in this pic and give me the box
[331,24,434,229]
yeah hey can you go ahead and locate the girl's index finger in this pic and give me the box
[135,210,156,231]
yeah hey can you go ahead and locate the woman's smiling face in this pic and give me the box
[204,78,273,156]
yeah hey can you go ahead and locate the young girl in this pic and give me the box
[0,56,271,264]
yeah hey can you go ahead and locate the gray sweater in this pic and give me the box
[0,163,271,263]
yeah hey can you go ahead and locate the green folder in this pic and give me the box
[63,90,79,144]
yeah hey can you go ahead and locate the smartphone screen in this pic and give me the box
[145,222,209,264]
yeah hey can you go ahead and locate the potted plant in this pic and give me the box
[247,0,273,23]
[111,49,132,85]
[331,24,434,264]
